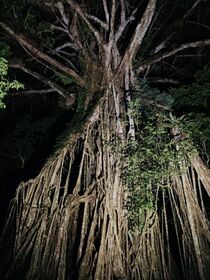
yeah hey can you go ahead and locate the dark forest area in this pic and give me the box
[0,0,210,279]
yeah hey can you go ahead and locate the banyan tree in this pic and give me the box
[0,0,210,279]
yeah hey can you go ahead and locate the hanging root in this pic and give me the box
[168,157,210,280]
[1,89,210,280]
[0,91,129,280]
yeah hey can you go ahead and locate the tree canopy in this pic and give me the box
[0,0,210,107]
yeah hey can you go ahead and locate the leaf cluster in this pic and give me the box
[0,57,23,109]
[123,94,197,231]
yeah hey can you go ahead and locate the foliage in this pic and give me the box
[0,42,11,58]
[134,80,174,109]
[123,69,210,230]
[123,91,197,231]
[0,57,23,108]
[170,65,210,160]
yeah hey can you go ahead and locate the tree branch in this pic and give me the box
[50,24,67,33]
[67,0,103,46]
[137,39,210,73]
[55,42,78,53]
[68,12,91,60]
[103,0,117,70]
[0,21,85,87]
[57,1,69,26]
[110,0,116,39]
[123,0,156,64]
[11,88,55,96]
[86,14,108,31]
[102,0,109,23]
[9,61,70,99]
[115,10,136,42]
[66,12,100,78]
[151,0,203,57]
[151,33,174,55]
[184,0,202,20]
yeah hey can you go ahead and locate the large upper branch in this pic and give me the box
[104,0,116,69]
[137,39,210,73]
[0,21,85,87]
[122,0,156,65]
[9,60,71,99]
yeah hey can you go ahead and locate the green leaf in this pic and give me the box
[0,57,24,109]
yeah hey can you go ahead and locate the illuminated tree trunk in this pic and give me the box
[1,79,210,280]
[0,88,128,279]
